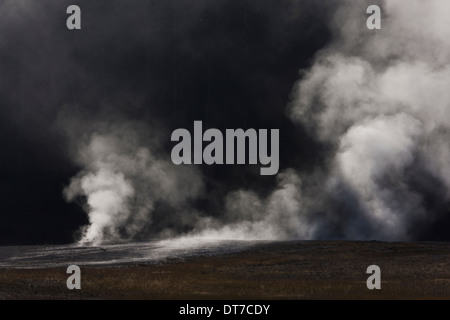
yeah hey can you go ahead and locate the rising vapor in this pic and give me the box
[61,0,450,244]
[62,118,204,244]
[185,0,450,241]
[289,0,450,240]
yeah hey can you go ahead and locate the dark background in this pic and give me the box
[0,0,334,244]
[1,0,448,245]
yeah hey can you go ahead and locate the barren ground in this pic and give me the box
[1,241,449,299]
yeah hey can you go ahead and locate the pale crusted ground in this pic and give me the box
[1,241,449,299]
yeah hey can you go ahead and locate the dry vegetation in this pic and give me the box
[1,241,450,299]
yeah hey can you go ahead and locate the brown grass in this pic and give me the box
[1,241,450,299]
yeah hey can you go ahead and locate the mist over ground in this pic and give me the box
[1,0,449,245]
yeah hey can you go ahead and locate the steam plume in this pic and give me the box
[63,119,203,244]
[63,0,450,244]
[289,0,450,240]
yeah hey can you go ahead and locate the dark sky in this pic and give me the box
[0,0,333,244]
[1,0,449,245]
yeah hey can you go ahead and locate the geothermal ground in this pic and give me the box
[0,240,449,299]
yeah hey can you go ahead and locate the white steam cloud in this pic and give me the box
[289,0,450,240]
[189,169,316,240]
[63,121,203,245]
[64,1,450,244]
